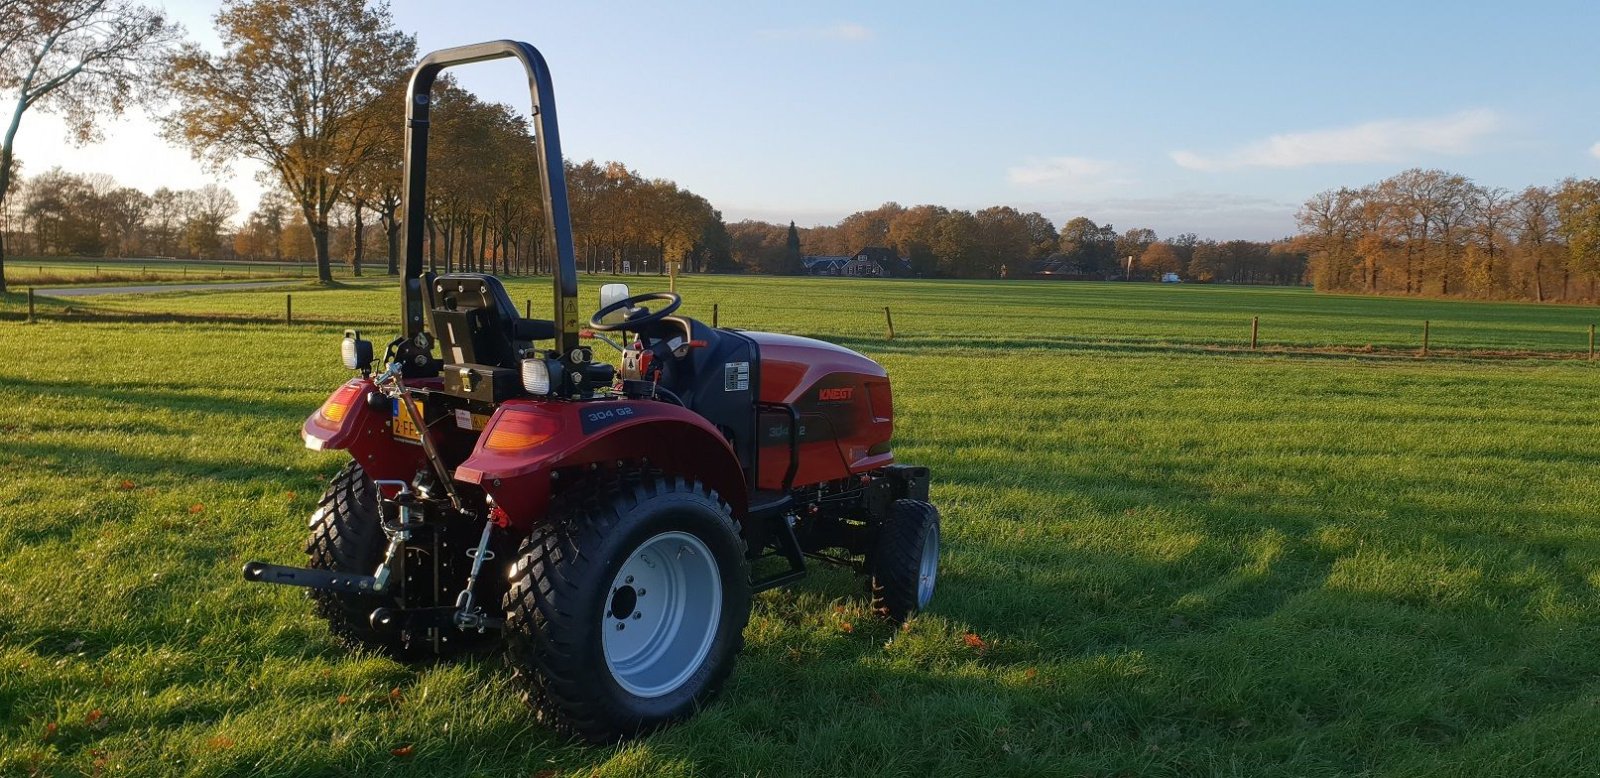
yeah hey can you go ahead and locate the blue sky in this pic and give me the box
[18,0,1600,239]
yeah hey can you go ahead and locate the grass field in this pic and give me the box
[4,276,1600,776]
[2,257,355,287]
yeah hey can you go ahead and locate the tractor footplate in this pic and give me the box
[242,561,384,594]
[370,606,505,633]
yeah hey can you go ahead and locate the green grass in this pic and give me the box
[3,257,357,287]
[5,277,1600,775]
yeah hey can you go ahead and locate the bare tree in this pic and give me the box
[1514,186,1558,302]
[0,0,178,290]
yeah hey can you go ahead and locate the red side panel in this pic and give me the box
[456,398,748,529]
[744,332,895,490]
[300,378,428,482]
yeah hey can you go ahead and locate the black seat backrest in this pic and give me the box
[428,274,532,368]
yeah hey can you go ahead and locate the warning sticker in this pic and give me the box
[724,361,750,392]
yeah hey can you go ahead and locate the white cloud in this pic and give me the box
[1171,109,1504,172]
[1006,156,1117,186]
[1590,141,1600,160]
[1017,192,1300,241]
[758,22,873,42]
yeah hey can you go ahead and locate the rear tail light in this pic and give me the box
[483,409,562,452]
[318,383,363,424]
[867,380,893,423]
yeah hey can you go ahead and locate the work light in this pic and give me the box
[340,329,373,372]
[521,358,552,395]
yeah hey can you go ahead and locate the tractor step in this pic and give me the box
[242,561,383,595]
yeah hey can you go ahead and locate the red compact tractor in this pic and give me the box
[244,41,939,742]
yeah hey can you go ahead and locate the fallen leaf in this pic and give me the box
[389,687,403,703]
[117,480,135,491]
[833,604,846,614]
[206,736,235,750]
[840,622,853,634]
[962,632,988,652]
[337,694,352,705]
[1024,667,1038,680]
[390,745,414,758]
[188,504,205,514]
[85,709,107,729]
[285,491,298,500]
[42,722,58,742]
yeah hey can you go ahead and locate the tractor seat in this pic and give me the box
[428,273,554,369]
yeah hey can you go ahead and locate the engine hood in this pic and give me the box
[743,331,887,405]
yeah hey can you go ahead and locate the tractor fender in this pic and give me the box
[456,398,748,530]
[300,378,429,482]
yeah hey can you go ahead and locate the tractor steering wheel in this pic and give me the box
[589,291,682,332]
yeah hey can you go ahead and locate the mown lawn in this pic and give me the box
[3,277,1600,776]
[2,257,352,287]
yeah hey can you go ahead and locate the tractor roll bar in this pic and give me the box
[399,40,580,357]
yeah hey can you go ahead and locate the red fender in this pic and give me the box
[300,378,429,482]
[455,398,748,530]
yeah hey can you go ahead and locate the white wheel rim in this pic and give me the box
[601,531,723,698]
[917,521,939,608]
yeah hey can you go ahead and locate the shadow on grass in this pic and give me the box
[0,374,315,420]
[0,308,393,328]
[819,332,1596,365]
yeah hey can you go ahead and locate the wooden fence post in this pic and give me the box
[712,303,719,328]
[26,287,35,323]
[884,306,895,340]
[1250,316,1259,350]
[1422,320,1430,357]
[286,294,292,325]
[525,299,531,319]
[1589,323,1594,361]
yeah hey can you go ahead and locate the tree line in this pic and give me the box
[0,0,730,289]
[728,204,1306,282]
[0,168,236,259]
[1296,169,1600,302]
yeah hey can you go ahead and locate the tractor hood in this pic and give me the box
[742,331,888,406]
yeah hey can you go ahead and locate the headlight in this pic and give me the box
[521,358,551,395]
[340,329,373,371]
[340,338,360,369]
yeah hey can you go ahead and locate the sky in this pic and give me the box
[14,0,1600,240]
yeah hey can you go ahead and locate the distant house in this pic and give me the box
[802,255,851,275]
[804,247,913,278]
[1028,256,1100,281]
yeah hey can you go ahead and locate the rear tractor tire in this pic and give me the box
[869,499,941,623]
[503,474,751,742]
[304,461,477,659]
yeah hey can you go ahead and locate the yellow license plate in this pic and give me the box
[393,398,424,443]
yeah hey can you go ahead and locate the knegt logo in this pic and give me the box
[817,387,853,402]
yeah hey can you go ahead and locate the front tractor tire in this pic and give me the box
[503,474,751,742]
[869,499,941,623]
